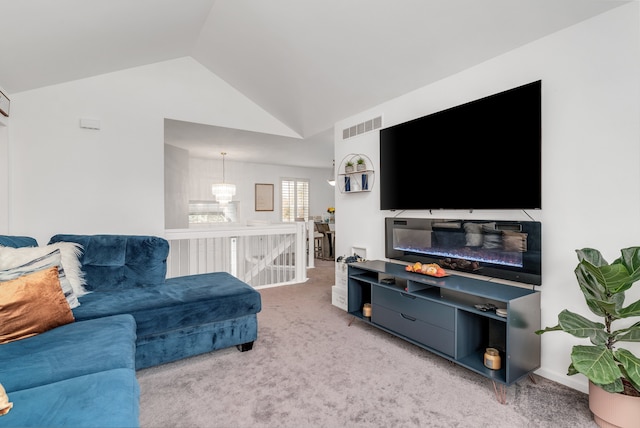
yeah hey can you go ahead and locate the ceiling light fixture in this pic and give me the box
[327,159,336,186]
[211,152,236,205]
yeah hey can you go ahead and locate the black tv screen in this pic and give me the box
[380,80,541,210]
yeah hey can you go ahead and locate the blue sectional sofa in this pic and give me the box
[0,234,262,427]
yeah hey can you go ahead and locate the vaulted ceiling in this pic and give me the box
[0,0,628,167]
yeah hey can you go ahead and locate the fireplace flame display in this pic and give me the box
[385,218,542,286]
[393,243,524,269]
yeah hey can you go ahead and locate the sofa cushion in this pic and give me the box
[49,234,169,291]
[0,236,38,248]
[0,369,139,428]
[0,267,75,344]
[72,272,261,337]
[0,314,136,393]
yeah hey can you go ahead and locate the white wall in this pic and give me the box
[0,90,8,233]
[188,157,333,224]
[6,57,302,244]
[334,3,640,393]
[164,144,190,229]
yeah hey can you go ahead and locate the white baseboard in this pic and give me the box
[534,368,588,394]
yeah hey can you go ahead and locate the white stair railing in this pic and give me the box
[164,222,308,288]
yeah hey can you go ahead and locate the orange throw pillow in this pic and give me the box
[0,266,75,344]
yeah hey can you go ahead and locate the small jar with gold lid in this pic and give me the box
[484,347,501,370]
[362,303,372,318]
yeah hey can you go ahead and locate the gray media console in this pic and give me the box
[347,260,541,389]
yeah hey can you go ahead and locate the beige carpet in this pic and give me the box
[137,259,596,428]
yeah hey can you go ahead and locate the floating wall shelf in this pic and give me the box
[337,153,374,194]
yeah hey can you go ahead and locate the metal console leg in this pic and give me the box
[492,381,507,404]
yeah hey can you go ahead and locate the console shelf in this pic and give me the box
[347,260,540,387]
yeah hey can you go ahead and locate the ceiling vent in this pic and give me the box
[342,115,382,140]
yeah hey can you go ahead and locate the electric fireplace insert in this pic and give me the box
[385,217,541,286]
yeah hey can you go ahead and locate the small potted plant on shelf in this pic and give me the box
[356,157,366,171]
[536,246,640,428]
[345,161,354,173]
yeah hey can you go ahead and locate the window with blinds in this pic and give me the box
[281,178,309,222]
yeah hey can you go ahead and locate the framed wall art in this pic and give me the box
[255,183,274,211]
[0,90,9,117]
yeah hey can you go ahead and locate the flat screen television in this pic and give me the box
[379,80,541,211]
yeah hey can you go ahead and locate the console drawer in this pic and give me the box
[373,286,454,331]
[372,304,455,357]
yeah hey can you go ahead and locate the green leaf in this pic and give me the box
[574,261,621,319]
[576,248,608,267]
[575,262,607,305]
[580,260,632,295]
[571,345,622,386]
[613,321,640,343]
[558,310,608,345]
[615,348,640,392]
[615,247,640,284]
[578,247,640,296]
[619,299,640,319]
[593,378,624,394]
[581,291,624,319]
[535,324,562,335]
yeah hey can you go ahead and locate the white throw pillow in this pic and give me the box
[0,242,88,297]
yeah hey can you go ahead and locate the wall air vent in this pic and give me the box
[342,115,382,140]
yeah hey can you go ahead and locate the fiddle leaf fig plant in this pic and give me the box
[536,247,640,396]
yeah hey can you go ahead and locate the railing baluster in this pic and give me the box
[164,223,309,288]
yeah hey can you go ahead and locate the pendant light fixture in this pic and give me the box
[327,159,336,186]
[211,152,236,205]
